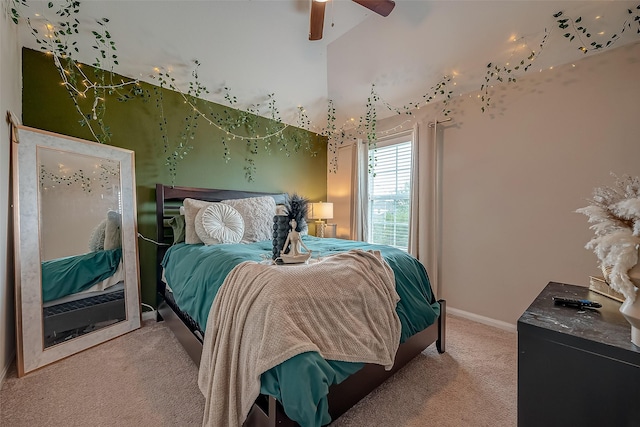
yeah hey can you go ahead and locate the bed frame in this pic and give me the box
[155,183,446,426]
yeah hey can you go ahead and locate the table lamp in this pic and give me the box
[309,202,333,237]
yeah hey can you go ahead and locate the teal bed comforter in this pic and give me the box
[161,236,439,426]
[42,248,122,303]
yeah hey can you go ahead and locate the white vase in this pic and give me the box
[631,259,640,287]
[620,261,640,346]
[620,292,640,347]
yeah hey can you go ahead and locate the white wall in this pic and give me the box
[0,8,21,382]
[332,41,640,327]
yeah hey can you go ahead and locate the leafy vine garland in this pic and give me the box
[153,65,320,183]
[39,161,118,193]
[555,5,640,54]
[13,0,142,143]
[10,1,640,182]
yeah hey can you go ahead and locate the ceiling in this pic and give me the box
[17,0,640,131]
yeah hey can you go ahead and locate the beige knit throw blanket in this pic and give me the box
[198,249,401,427]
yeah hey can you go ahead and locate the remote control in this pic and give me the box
[552,296,602,309]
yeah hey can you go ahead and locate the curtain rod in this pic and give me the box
[427,117,453,128]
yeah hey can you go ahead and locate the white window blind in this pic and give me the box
[368,139,412,251]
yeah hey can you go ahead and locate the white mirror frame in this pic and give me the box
[12,125,141,376]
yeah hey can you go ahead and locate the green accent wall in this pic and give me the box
[22,48,328,306]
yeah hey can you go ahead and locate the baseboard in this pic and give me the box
[0,351,15,387]
[447,307,517,332]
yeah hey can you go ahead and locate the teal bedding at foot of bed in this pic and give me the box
[161,236,440,427]
[260,352,364,427]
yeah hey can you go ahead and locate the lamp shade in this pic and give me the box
[309,202,333,220]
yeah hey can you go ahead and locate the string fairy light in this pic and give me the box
[25,8,141,144]
[177,89,291,141]
[39,160,119,193]
[155,3,640,177]
[152,66,296,143]
[375,119,414,137]
[12,0,640,180]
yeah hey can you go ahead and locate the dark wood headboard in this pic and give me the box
[154,184,288,302]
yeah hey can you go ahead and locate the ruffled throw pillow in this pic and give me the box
[195,203,244,245]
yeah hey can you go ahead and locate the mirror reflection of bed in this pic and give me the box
[38,147,127,348]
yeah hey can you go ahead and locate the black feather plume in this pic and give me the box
[287,193,309,232]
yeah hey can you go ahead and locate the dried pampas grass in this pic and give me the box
[577,174,640,301]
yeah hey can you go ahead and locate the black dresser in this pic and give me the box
[518,281,640,427]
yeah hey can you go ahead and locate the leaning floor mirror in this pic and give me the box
[11,124,141,376]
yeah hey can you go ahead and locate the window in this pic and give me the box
[367,135,412,251]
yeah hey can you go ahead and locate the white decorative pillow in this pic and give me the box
[184,198,215,244]
[195,203,244,245]
[104,210,122,250]
[221,196,276,243]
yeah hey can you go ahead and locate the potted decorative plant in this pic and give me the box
[286,193,309,233]
[577,174,640,345]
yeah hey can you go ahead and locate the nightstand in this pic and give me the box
[517,282,640,426]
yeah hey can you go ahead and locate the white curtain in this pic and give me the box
[408,121,441,297]
[350,139,369,241]
[408,123,423,257]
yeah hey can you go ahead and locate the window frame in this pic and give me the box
[366,130,414,251]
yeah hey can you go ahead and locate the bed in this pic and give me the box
[155,183,446,427]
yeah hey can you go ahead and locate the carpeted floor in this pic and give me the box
[0,315,517,426]
[331,316,517,427]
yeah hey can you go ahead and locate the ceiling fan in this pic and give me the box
[309,0,396,41]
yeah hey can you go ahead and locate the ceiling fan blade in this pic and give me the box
[309,0,326,41]
[352,0,396,17]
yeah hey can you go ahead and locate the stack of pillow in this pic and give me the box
[178,196,276,245]
[168,195,311,246]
